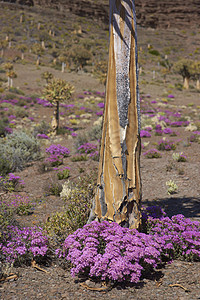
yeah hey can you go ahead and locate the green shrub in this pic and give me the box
[0,117,9,137]
[45,173,97,241]
[148,49,160,56]
[74,133,88,152]
[166,180,178,195]
[33,121,51,137]
[0,130,41,172]
[0,155,11,176]
[71,154,88,162]
[57,169,70,180]
[13,106,28,118]
[0,197,15,229]
[89,124,102,141]
[8,87,24,95]
[46,180,62,196]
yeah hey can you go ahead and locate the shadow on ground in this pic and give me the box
[143,196,200,219]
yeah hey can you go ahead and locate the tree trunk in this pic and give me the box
[183,77,189,89]
[61,62,65,73]
[88,0,141,229]
[56,101,59,130]
[196,79,200,90]
[51,103,59,133]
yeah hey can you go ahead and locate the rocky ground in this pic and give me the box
[0,4,200,300]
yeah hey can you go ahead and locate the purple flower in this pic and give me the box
[157,138,176,151]
[140,130,151,138]
[4,127,13,134]
[46,144,70,157]
[71,132,78,137]
[0,226,49,263]
[77,143,97,154]
[143,149,162,159]
[163,128,173,134]
[96,110,103,116]
[37,133,49,139]
[97,102,104,109]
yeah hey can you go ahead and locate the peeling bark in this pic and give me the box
[88,0,141,229]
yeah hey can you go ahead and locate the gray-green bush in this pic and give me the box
[0,130,41,173]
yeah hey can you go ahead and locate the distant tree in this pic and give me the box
[58,54,69,72]
[6,70,17,88]
[17,44,28,60]
[160,58,172,83]
[31,43,44,65]
[0,40,8,57]
[190,61,200,90]
[67,46,92,71]
[173,59,193,89]
[3,63,14,87]
[50,49,59,65]
[93,60,107,85]
[41,71,53,84]
[42,78,74,133]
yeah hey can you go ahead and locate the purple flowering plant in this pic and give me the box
[147,214,200,261]
[89,151,99,161]
[46,144,70,157]
[143,149,162,159]
[0,173,24,192]
[157,138,176,151]
[8,194,34,216]
[77,143,97,154]
[37,133,49,139]
[140,130,151,138]
[45,144,70,166]
[0,226,49,264]
[154,124,163,136]
[189,131,200,143]
[56,167,70,180]
[56,205,200,283]
[56,220,164,283]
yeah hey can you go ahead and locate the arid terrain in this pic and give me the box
[0,2,200,299]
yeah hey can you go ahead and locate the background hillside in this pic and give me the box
[1,0,200,28]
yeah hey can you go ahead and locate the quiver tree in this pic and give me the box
[67,46,92,71]
[31,43,44,65]
[3,63,15,87]
[94,60,108,86]
[41,71,53,84]
[6,70,17,88]
[160,58,172,83]
[42,78,74,133]
[0,40,8,57]
[17,44,28,60]
[190,61,200,90]
[88,0,142,229]
[58,54,69,72]
[173,59,193,89]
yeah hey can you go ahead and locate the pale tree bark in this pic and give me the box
[88,0,141,229]
[183,77,189,89]
[196,79,200,90]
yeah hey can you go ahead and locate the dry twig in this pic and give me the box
[0,274,18,282]
[31,260,50,274]
[80,281,111,292]
[169,283,190,292]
